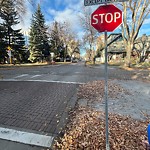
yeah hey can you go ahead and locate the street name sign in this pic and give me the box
[84,0,129,6]
[91,4,122,32]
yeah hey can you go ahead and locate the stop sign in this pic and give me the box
[91,4,122,32]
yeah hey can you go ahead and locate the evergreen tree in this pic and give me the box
[0,25,7,63]
[0,0,26,63]
[49,21,67,61]
[28,4,50,62]
[12,30,26,62]
[50,21,62,56]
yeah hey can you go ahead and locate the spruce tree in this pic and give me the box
[0,25,7,63]
[0,0,26,63]
[28,4,50,62]
[49,21,66,61]
[13,30,26,62]
[50,21,61,56]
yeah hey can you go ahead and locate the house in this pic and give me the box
[96,34,150,63]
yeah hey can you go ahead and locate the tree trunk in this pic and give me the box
[125,42,133,67]
[139,49,147,63]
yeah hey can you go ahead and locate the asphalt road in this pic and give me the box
[0,62,103,83]
[0,62,149,82]
[0,62,149,150]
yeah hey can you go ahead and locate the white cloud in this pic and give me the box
[15,1,33,35]
[54,9,77,23]
[143,18,150,25]
[13,0,86,39]
[49,8,84,39]
[47,1,84,39]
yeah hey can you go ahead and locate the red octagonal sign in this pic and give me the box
[91,4,123,32]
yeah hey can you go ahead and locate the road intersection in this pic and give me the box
[0,62,149,149]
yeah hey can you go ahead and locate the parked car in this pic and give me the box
[66,57,71,62]
[72,58,78,63]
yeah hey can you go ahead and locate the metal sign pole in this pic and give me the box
[104,30,110,150]
[10,50,12,64]
[90,0,123,149]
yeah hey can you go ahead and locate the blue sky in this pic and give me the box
[19,0,150,39]
[20,0,83,38]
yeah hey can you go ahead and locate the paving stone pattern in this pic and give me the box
[0,81,78,135]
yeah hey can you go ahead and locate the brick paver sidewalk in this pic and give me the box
[0,81,78,136]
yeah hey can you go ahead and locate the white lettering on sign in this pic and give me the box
[99,14,105,23]
[93,14,99,24]
[92,12,121,24]
[114,12,120,22]
[105,13,113,23]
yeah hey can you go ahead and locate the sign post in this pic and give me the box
[7,46,12,64]
[91,4,123,150]
[104,30,109,150]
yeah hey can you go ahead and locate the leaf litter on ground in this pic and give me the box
[53,80,149,150]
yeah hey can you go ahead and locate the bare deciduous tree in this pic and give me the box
[79,7,98,62]
[96,36,104,57]
[60,22,80,59]
[48,21,80,60]
[134,34,150,62]
[121,0,150,67]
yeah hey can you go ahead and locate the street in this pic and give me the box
[1,62,104,83]
[0,62,149,83]
[0,62,149,150]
